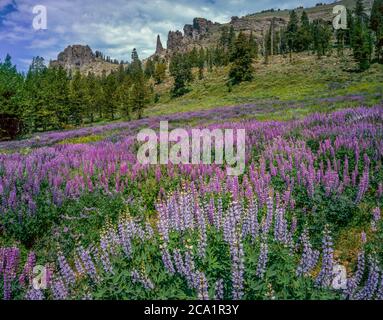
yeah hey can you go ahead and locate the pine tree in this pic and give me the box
[144,59,155,78]
[248,31,258,58]
[297,11,312,52]
[0,54,23,117]
[286,10,299,60]
[102,72,118,120]
[219,26,229,48]
[228,32,255,86]
[352,1,373,70]
[84,72,99,123]
[130,48,143,81]
[312,19,332,58]
[355,0,369,23]
[169,53,193,97]
[371,0,383,62]
[131,48,139,62]
[228,25,236,55]
[154,61,167,84]
[69,71,86,125]
[129,74,150,119]
[114,78,132,120]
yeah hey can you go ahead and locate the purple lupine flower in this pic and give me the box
[214,279,224,300]
[274,205,288,244]
[261,194,274,235]
[248,199,259,243]
[184,249,198,289]
[371,208,381,232]
[256,238,268,279]
[355,168,369,204]
[315,227,334,288]
[161,245,175,274]
[131,269,140,283]
[354,256,380,300]
[197,272,209,300]
[2,247,20,300]
[131,269,154,290]
[57,252,76,285]
[241,208,250,239]
[231,234,245,300]
[296,229,320,277]
[343,156,350,186]
[51,276,69,300]
[19,251,36,287]
[98,247,113,274]
[145,222,154,240]
[25,287,44,300]
[196,206,207,260]
[156,202,170,243]
[214,197,223,230]
[346,251,365,298]
[77,246,98,281]
[173,249,186,276]
[118,220,132,258]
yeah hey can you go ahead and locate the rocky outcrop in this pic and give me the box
[50,45,123,75]
[155,35,164,55]
[156,0,366,57]
[167,30,185,52]
[166,18,219,53]
[50,45,96,70]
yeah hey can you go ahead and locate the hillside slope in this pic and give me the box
[147,51,383,120]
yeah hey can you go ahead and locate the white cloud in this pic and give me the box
[1,0,334,70]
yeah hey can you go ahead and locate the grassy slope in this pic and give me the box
[147,51,383,121]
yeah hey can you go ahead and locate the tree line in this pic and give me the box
[0,49,153,134]
[162,0,382,96]
[1,0,382,136]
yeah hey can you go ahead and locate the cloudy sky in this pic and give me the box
[0,0,334,71]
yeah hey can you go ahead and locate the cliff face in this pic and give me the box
[157,0,370,57]
[52,45,96,69]
[166,17,221,53]
[50,45,123,75]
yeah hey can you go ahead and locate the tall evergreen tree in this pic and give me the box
[228,32,255,86]
[169,53,193,97]
[352,0,373,70]
[69,71,86,125]
[371,0,383,62]
[297,11,312,51]
[311,19,332,58]
[248,31,259,58]
[114,78,132,120]
[154,61,167,84]
[0,54,23,117]
[286,10,299,57]
[144,59,155,78]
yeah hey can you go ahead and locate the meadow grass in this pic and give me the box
[147,52,383,118]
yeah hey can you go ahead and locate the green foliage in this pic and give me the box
[0,48,152,135]
[370,0,383,62]
[286,10,299,54]
[351,0,374,70]
[228,32,255,86]
[154,61,167,84]
[0,54,24,116]
[169,53,193,97]
[311,19,333,58]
